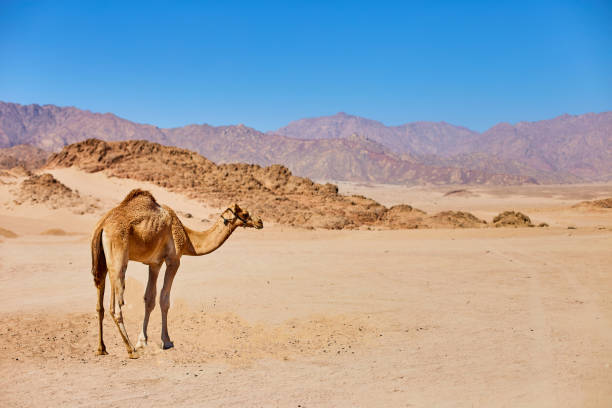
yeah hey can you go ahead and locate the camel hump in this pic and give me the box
[119,189,158,206]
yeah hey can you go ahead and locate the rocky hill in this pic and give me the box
[573,197,612,209]
[46,139,504,229]
[9,173,99,214]
[0,144,49,170]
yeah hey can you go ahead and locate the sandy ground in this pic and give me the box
[1,170,611,407]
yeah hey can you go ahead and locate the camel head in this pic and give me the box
[221,203,263,229]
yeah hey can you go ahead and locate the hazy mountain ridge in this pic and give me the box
[274,111,612,182]
[273,112,480,156]
[1,101,609,184]
[0,102,169,150]
[419,152,582,184]
[0,102,534,185]
[457,113,612,181]
[159,125,534,185]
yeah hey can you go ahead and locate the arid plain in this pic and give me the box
[1,168,611,407]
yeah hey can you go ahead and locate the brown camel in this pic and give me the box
[91,189,263,358]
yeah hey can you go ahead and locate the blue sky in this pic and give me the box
[1,0,610,131]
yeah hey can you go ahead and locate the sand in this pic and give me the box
[1,169,611,407]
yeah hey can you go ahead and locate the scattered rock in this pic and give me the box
[377,204,426,229]
[427,211,487,228]
[492,211,534,228]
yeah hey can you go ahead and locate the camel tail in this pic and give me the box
[91,225,107,288]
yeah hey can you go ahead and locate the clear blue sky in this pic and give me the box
[1,0,610,131]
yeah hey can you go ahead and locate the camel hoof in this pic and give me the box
[128,350,140,359]
[96,349,108,356]
[162,341,174,350]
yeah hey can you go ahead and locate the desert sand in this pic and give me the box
[1,169,611,407]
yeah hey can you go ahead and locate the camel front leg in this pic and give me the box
[160,260,179,350]
[109,266,139,359]
[136,263,161,349]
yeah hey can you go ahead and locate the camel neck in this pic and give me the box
[183,218,235,256]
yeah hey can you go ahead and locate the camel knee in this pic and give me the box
[115,287,125,306]
[117,290,125,306]
[111,305,124,322]
[96,305,104,315]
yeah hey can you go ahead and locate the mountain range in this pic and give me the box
[1,101,610,184]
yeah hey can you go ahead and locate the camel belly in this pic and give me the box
[128,238,171,265]
[128,228,174,265]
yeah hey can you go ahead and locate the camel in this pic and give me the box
[91,189,263,358]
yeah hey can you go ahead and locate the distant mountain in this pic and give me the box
[163,125,532,184]
[455,113,612,181]
[418,153,581,184]
[273,112,479,156]
[273,111,612,182]
[0,102,535,185]
[2,101,609,183]
[0,102,168,150]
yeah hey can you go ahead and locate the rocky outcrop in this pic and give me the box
[0,144,49,170]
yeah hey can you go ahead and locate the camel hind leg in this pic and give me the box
[108,264,139,359]
[96,275,108,355]
[103,233,139,359]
